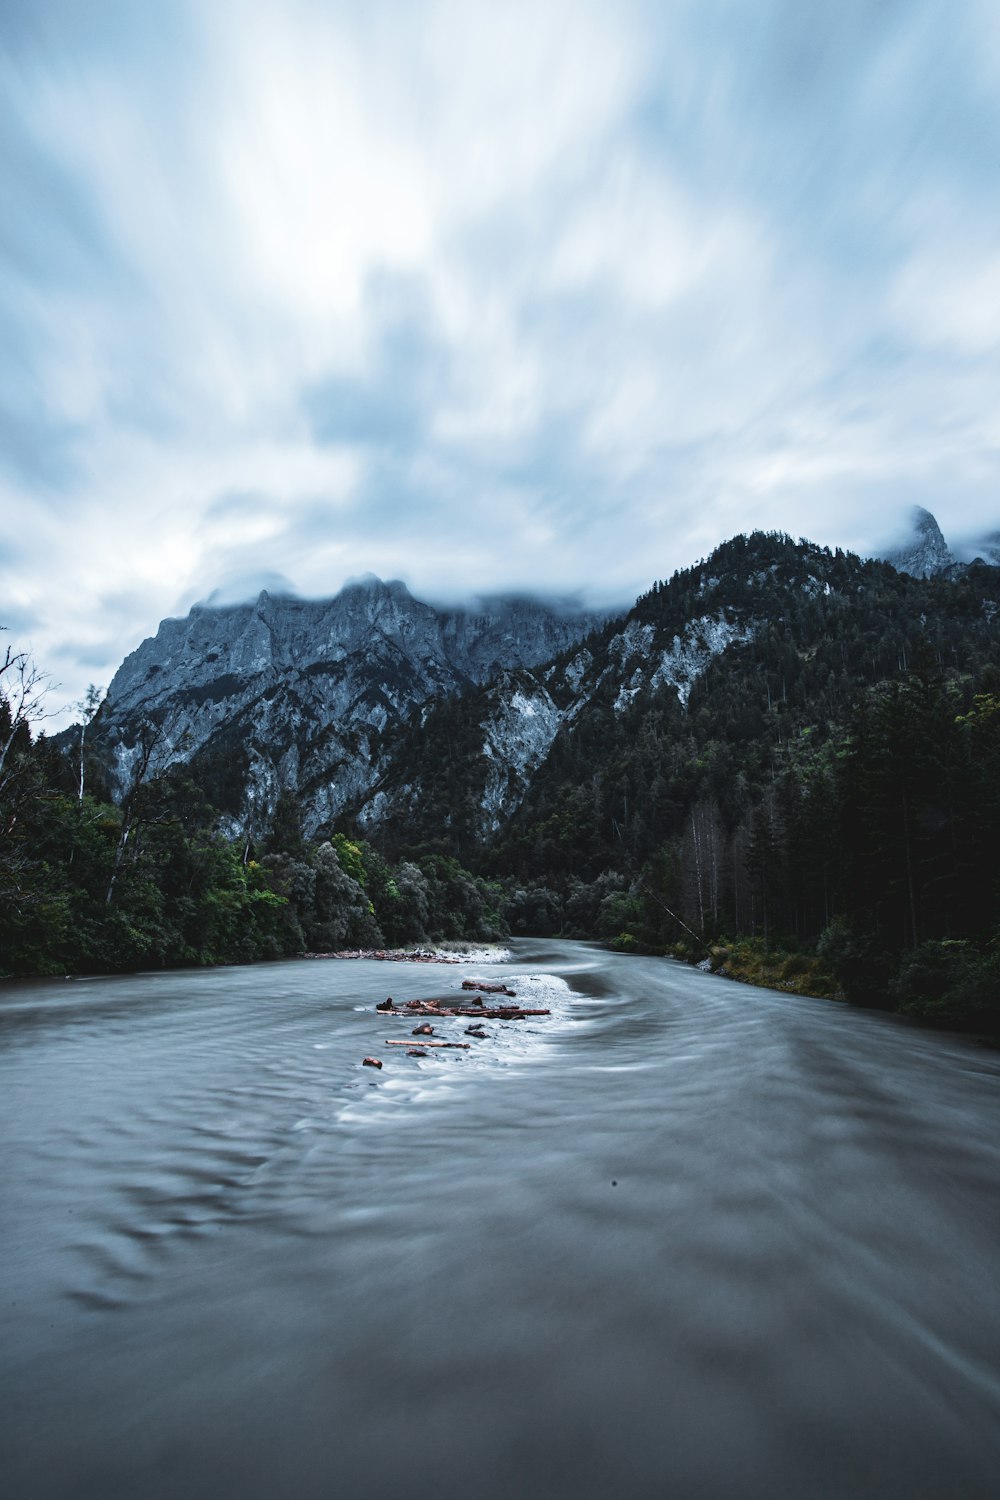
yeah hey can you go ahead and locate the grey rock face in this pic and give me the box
[882,507,955,578]
[97,577,606,835]
[96,531,931,850]
[357,666,568,842]
[357,595,761,843]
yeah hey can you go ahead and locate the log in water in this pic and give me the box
[1,940,999,1498]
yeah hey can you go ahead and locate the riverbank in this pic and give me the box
[651,931,1000,1036]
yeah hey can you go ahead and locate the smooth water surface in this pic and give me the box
[2,941,999,1498]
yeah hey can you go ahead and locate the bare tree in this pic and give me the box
[106,719,161,904]
[682,798,725,931]
[74,684,105,802]
[0,635,53,802]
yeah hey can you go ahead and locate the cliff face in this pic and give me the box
[90,525,1000,850]
[93,537,867,846]
[878,509,1000,577]
[357,530,1000,866]
[882,507,955,578]
[355,538,831,846]
[96,577,607,834]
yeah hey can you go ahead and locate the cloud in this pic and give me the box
[200,570,299,608]
[1,0,999,726]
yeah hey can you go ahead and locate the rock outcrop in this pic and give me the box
[87,524,998,851]
[93,577,606,835]
[882,507,955,578]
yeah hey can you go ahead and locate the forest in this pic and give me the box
[357,535,1000,1026]
[3,533,999,1028]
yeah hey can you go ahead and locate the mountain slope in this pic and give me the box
[882,506,955,577]
[85,529,1000,866]
[354,533,1000,882]
[91,577,607,835]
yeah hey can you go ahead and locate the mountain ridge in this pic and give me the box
[345,530,1000,869]
[78,518,1000,850]
[10,527,1000,1020]
[91,574,611,835]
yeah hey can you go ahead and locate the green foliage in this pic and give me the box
[330,832,367,887]
[890,938,1000,1024]
[596,889,645,940]
[5,534,1000,1020]
[705,937,839,998]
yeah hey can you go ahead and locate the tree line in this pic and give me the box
[357,537,1000,1025]
[0,642,505,976]
[4,532,1000,1027]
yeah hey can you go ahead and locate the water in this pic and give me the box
[2,940,999,1499]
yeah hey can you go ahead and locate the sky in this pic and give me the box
[1,0,999,724]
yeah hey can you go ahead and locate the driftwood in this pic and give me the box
[365,985,550,1066]
[385,1039,471,1050]
[382,1004,549,1020]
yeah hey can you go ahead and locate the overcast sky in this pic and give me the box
[2,0,999,722]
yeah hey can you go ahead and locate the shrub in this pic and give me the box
[893,938,1000,1024]
[780,953,811,980]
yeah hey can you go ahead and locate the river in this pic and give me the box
[2,940,999,1498]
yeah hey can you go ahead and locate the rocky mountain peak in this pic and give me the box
[341,573,412,599]
[94,575,608,835]
[882,507,955,578]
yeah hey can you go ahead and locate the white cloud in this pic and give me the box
[2,0,1000,726]
[893,244,1000,358]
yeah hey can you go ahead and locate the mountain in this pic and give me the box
[876,507,1000,577]
[86,530,1000,859]
[353,532,1000,877]
[91,577,608,835]
[29,526,1000,1008]
[356,574,756,849]
[881,506,955,577]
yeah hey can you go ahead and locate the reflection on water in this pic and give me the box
[2,942,999,1498]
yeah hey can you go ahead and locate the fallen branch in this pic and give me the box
[381,1004,550,1020]
[384,1039,471,1050]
